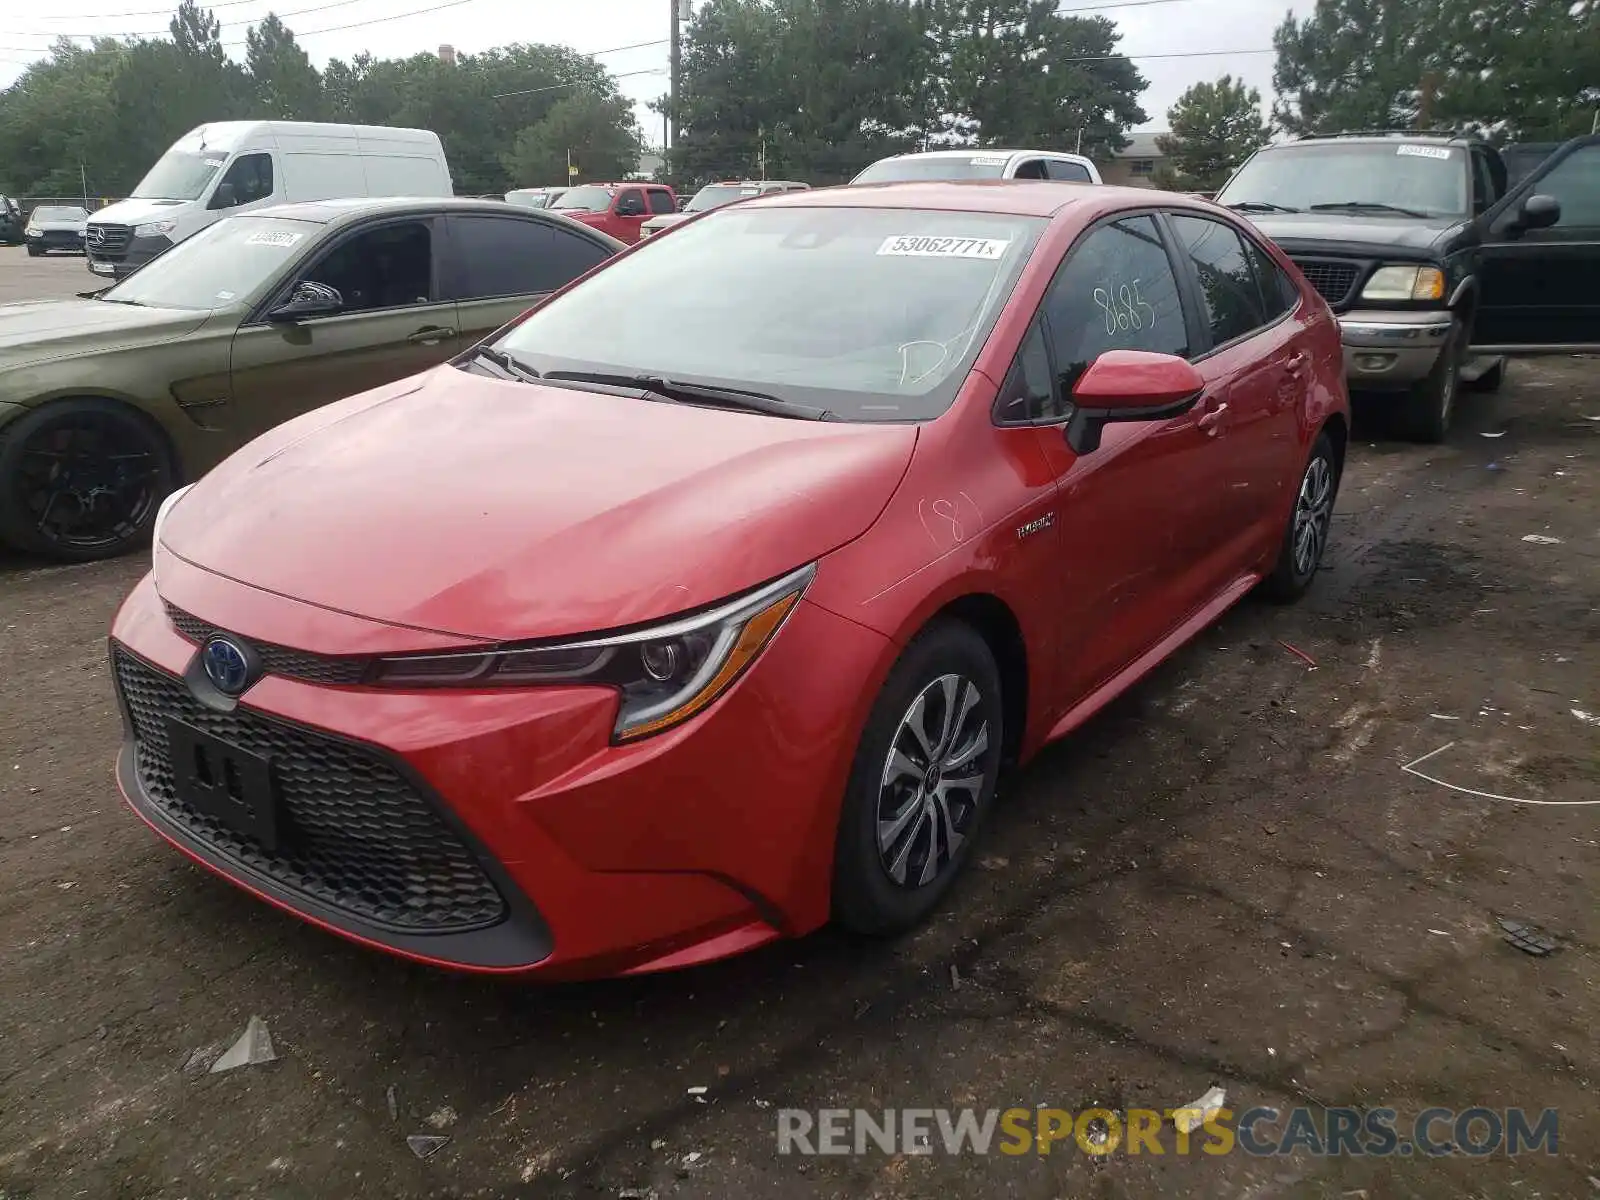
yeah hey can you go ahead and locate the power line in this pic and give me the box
[11,0,374,40]
[494,66,666,100]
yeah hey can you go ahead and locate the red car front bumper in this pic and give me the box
[109,570,891,979]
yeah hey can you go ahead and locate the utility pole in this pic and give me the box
[669,0,688,181]
[79,161,88,210]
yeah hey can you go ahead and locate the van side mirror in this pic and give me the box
[1065,350,1204,455]
[210,182,238,211]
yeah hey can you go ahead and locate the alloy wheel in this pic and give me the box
[13,411,163,553]
[1292,454,1334,577]
[876,673,992,888]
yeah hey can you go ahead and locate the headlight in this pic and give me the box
[151,484,193,557]
[134,219,178,238]
[1361,264,1445,302]
[372,564,815,741]
[25,226,39,236]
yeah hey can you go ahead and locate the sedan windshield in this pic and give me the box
[32,206,88,222]
[1217,143,1469,218]
[495,205,1046,421]
[685,184,756,212]
[852,156,1010,184]
[551,186,614,213]
[100,216,315,310]
[131,149,229,201]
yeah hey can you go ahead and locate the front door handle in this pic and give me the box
[1197,402,1229,434]
[408,325,456,346]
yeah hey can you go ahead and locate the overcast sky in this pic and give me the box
[0,0,1308,141]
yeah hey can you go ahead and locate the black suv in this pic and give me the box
[1215,131,1600,440]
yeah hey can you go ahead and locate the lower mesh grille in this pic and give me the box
[113,646,507,933]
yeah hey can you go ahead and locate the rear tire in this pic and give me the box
[0,398,175,562]
[1405,319,1463,443]
[832,620,1004,936]
[1262,432,1339,603]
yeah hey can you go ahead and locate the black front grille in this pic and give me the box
[1290,258,1361,306]
[113,647,507,933]
[86,222,131,256]
[165,603,370,686]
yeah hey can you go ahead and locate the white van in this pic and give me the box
[85,121,452,278]
[850,148,1102,186]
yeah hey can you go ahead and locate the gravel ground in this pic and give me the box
[1,244,1597,1199]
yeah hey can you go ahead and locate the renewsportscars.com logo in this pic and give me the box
[776,1106,1560,1158]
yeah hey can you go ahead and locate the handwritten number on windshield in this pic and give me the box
[1094,279,1157,337]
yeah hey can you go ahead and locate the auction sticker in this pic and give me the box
[878,235,1010,259]
[970,155,1010,165]
[1397,144,1453,160]
[245,230,303,247]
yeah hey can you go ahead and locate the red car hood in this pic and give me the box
[160,367,918,642]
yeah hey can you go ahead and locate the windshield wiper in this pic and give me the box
[1225,200,1301,213]
[463,345,542,384]
[1308,201,1431,217]
[542,371,831,420]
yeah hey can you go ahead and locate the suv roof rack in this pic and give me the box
[1300,128,1474,142]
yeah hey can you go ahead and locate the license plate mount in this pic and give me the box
[165,719,281,851]
[89,261,113,275]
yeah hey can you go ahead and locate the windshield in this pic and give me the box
[1217,143,1469,218]
[686,185,756,212]
[495,205,1045,421]
[33,206,88,222]
[101,216,315,310]
[551,186,614,213]
[852,155,1011,184]
[131,148,229,201]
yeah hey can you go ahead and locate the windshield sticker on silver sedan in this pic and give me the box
[244,230,303,247]
[877,235,1011,260]
[970,155,1010,166]
[1396,145,1453,160]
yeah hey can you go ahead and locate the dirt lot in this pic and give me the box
[1,246,1597,1199]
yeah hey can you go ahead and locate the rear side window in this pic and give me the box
[1170,214,1268,347]
[447,215,609,299]
[1047,160,1092,183]
[647,189,676,215]
[1041,214,1190,392]
[1240,234,1296,320]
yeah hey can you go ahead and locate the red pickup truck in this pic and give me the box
[548,183,678,244]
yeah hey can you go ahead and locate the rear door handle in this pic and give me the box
[408,326,456,345]
[1285,351,1310,377]
[1197,402,1229,434]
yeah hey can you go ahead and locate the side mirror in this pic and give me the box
[1066,350,1205,455]
[1518,192,1561,231]
[267,281,344,322]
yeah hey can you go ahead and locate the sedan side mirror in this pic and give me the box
[267,281,345,322]
[1066,350,1205,455]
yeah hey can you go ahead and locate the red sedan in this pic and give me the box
[110,182,1348,980]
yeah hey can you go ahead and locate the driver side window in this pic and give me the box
[297,221,434,314]
[220,153,274,206]
[616,189,647,216]
[1012,159,1048,180]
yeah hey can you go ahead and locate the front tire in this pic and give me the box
[26,244,41,257]
[0,398,175,561]
[1405,319,1464,443]
[832,621,1004,935]
[1263,432,1339,603]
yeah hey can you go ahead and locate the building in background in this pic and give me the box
[630,148,665,181]
[438,44,457,66]
[1101,131,1168,188]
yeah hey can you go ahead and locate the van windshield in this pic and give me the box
[100,216,315,310]
[131,149,229,201]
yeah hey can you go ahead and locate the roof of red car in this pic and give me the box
[755,179,1210,218]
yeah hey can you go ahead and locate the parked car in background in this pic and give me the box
[851,148,1102,186]
[110,181,1347,979]
[640,179,810,238]
[1216,130,1600,440]
[0,196,23,244]
[86,121,453,280]
[0,198,622,561]
[25,205,90,256]
[547,182,677,243]
[505,187,569,210]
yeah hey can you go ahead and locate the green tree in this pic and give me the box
[1155,75,1270,192]
[246,13,324,120]
[503,91,641,185]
